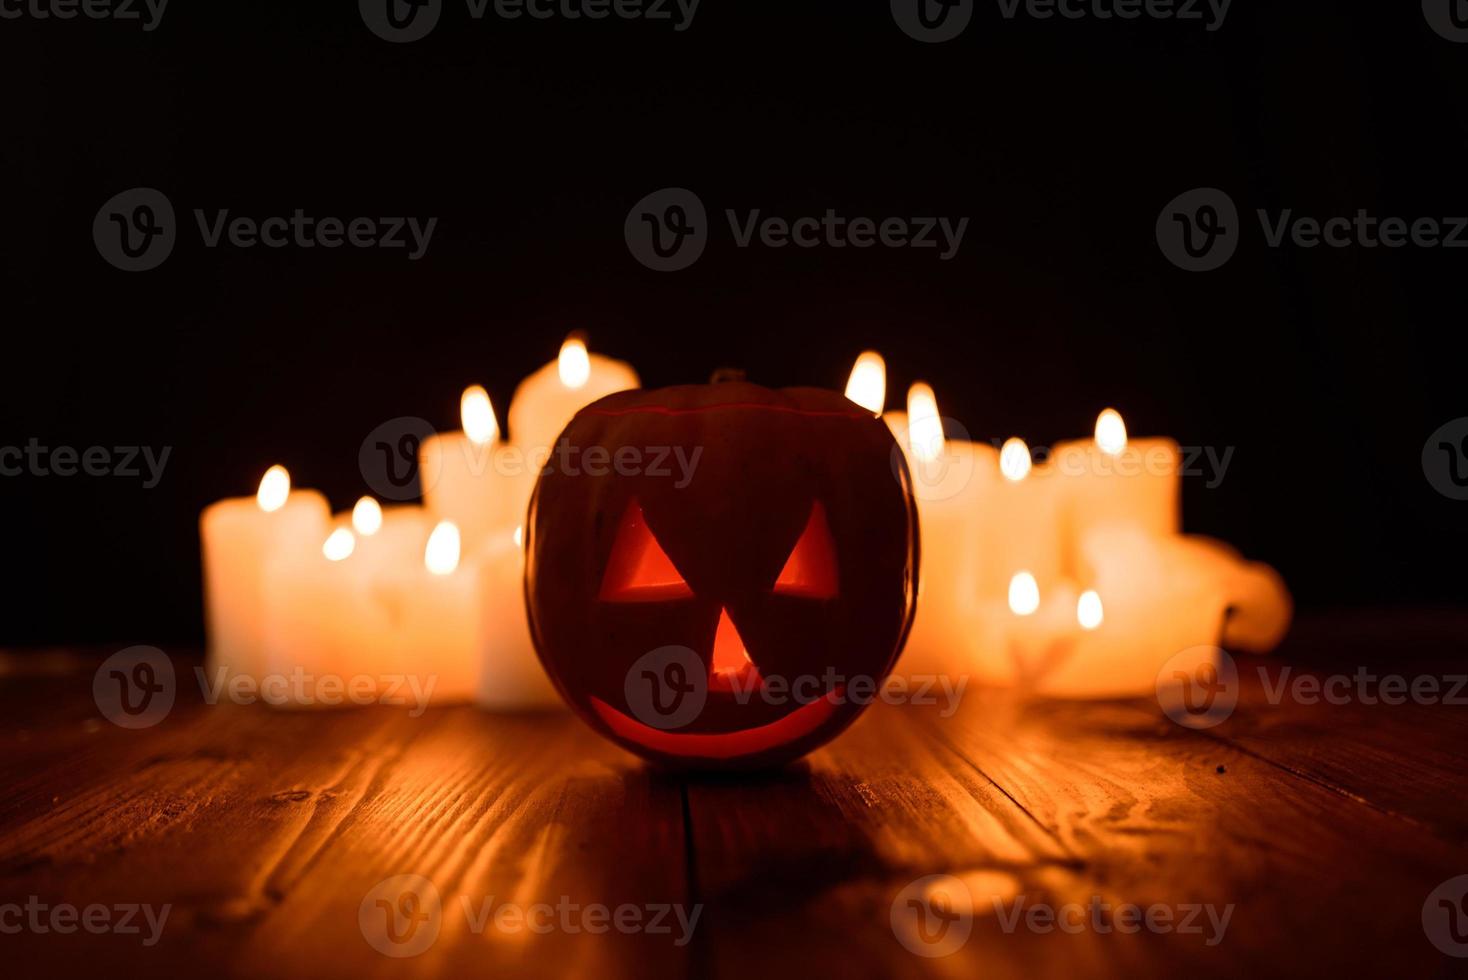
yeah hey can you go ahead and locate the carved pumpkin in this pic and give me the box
[524,381,920,769]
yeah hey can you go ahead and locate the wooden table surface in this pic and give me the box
[3,610,1467,979]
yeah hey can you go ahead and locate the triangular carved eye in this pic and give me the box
[773,502,838,598]
[600,499,694,602]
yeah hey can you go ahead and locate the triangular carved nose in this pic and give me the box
[709,607,763,694]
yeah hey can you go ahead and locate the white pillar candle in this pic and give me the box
[974,437,1064,596]
[260,514,481,707]
[419,385,534,556]
[258,524,381,701]
[1052,408,1181,577]
[959,572,1082,689]
[200,465,329,684]
[883,383,997,678]
[1158,534,1292,653]
[1038,527,1232,697]
[507,335,640,457]
[475,525,559,710]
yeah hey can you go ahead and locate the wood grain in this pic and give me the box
[1,612,1465,978]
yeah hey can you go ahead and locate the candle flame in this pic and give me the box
[425,520,461,575]
[322,527,356,562]
[906,382,945,462]
[559,335,591,390]
[461,385,499,445]
[352,496,383,536]
[257,465,290,513]
[844,351,886,416]
[1077,589,1104,630]
[1095,408,1127,456]
[513,524,524,548]
[999,438,1032,482]
[1008,571,1040,616]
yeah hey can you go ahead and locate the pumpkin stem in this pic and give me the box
[709,367,747,384]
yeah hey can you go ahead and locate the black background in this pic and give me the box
[3,1,1466,646]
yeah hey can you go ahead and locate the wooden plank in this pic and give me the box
[919,691,1468,978]
[1209,611,1468,842]
[4,621,1468,979]
[231,708,691,980]
[0,651,689,979]
[682,701,1084,980]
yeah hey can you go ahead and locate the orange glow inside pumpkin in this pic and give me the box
[710,608,762,693]
[773,502,839,599]
[599,500,694,601]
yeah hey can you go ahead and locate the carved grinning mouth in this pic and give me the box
[589,688,844,761]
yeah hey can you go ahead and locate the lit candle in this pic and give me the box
[260,515,481,707]
[844,350,887,416]
[882,381,996,676]
[1036,527,1232,697]
[419,385,533,555]
[200,465,329,683]
[1052,408,1180,576]
[974,436,1063,597]
[507,334,640,459]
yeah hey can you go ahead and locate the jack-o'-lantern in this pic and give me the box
[524,380,920,769]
